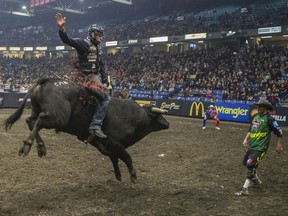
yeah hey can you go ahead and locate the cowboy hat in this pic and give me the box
[254,99,273,111]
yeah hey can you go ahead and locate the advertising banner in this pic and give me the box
[188,101,206,118]
[258,26,281,34]
[185,33,207,40]
[135,100,156,106]
[249,106,288,127]
[149,36,168,43]
[214,103,250,122]
[158,100,184,115]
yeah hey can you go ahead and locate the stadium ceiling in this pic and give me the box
[0,0,132,17]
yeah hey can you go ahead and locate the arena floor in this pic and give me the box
[1,109,288,216]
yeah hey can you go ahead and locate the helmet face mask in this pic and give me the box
[88,24,104,44]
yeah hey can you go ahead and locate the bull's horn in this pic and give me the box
[151,107,168,114]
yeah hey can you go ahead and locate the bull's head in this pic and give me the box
[143,105,170,131]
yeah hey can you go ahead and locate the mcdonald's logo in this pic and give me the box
[189,102,205,118]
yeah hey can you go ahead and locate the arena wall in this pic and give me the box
[0,93,287,126]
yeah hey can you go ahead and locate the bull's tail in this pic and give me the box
[4,92,30,131]
[4,78,44,130]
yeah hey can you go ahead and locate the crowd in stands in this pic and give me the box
[1,1,288,106]
[1,45,288,106]
[0,1,288,45]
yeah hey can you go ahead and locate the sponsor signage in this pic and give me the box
[149,36,168,43]
[56,46,65,50]
[128,39,138,44]
[189,102,205,118]
[185,33,207,40]
[105,41,118,47]
[215,103,249,122]
[9,47,21,51]
[258,26,281,34]
[36,46,48,51]
[159,100,183,115]
[23,47,33,51]
[250,106,288,126]
[30,0,56,8]
[18,98,31,102]
[0,47,7,51]
[135,100,156,106]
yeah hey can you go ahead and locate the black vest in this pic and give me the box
[78,39,101,74]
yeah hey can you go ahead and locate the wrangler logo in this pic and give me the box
[250,132,268,139]
[216,106,248,118]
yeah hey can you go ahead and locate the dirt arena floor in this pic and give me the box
[0,108,288,216]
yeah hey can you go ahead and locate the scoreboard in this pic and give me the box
[30,0,56,8]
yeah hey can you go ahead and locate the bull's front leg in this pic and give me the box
[109,156,122,181]
[117,149,137,183]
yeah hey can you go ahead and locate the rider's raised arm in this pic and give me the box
[58,30,79,48]
[56,13,84,53]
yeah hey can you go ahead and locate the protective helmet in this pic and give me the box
[88,24,104,43]
[209,105,214,109]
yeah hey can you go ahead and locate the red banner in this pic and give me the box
[30,0,56,8]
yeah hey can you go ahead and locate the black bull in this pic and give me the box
[5,78,170,183]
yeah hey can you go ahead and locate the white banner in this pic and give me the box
[258,26,281,34]
[149,36,168,43]
[36,46,48,51]
[185,33,207,40]
[9,47,21,51]
[56,46,65,50]
[24,47,33,51]
[105,41,118,47]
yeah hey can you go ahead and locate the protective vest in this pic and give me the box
[78,39,101,74]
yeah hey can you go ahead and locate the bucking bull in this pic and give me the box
[5,77,169,183]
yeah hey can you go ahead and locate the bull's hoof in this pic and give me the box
[37,145,47,157]
[130,175,138,184]
[19,141,32,156]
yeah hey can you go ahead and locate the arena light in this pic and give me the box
[260,36,272,38]
[112,0,132,5]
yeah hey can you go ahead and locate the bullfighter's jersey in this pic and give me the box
[204,109,218,119]
[248,113,283,152]
[211,109,218,118]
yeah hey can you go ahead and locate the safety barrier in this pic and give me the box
[1,94,287,127]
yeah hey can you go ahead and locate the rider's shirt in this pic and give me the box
[59,30,106,83]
